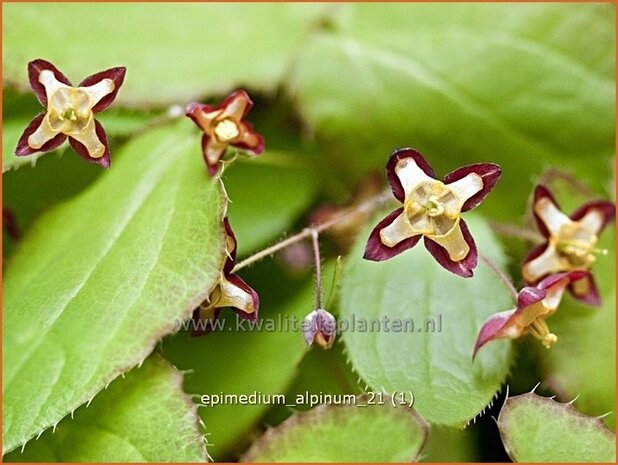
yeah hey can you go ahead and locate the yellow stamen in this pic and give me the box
[61,106,78,121]
[425,195,445,217]
[529,318,558,348]
[403,181,458,233]
[47,87,93,135]
[551,221,599,270]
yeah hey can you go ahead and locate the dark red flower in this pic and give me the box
[364,148,501,277]
[473,271,588,358]
[522,185,615,306]
[191,218,259,336]
[16,59,126,168]
[185,90,264,177]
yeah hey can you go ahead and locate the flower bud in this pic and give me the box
[303,308,336,349]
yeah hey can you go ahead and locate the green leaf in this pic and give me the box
[4,355,206,462]
[340,214,513,426]
[162,271,315,460]
[421,426,477,462]
[291,3,615,219]
[498,392,616,462]
[539,228,616,429]
[95,109,159,137]
[284,341,363,409]
[224,154,320,256]
[3,3,328,105]
[242,394,429,462]
[2,122,226,454]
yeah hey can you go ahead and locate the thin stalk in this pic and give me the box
[311,229,322,309]
[538,168,594,199]
[489,222,545,243]
[479,252,518,300]
[232,190,392,272]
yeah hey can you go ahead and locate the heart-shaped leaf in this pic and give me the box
[340,214,513,426]
[498,392,616,462]
[2,123,225,453]
[242,394,429,462]
[4,356,207,462]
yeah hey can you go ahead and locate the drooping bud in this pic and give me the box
[303,308,337,349]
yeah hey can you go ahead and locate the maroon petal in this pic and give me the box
[568,273,601,307]
[521,243,549,284]
[220,89,254,118]
[532,184,560,238]
[363,208,421,261]
[190,307,222,337]
[537,270,587,291]
[79,66,127,113]
[201,134,226,177]
[473,308,517,359]
[423,219,478,278]
[386,148,436,202]
[28,59,72,106]
[443,163,502,212]
[570,200,615,232]
[15,113,67,156]
[517,286,547,308]
[68,120,111,168]
[233,121,265,155]
[222,217,238,272]
[227,274,260,321]
[185,102,209,129]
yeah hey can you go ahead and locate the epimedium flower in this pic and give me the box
[302,308,337,349]
[192,218,259,336]
[522,185,615,306]
[364,148,501,277]
[185,90,265,177]
[16,59,126,168]
[473,271,588,358]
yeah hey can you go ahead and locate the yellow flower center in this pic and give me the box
[553,223,599,269]
[214,119,240,142]
[528,318,558,348]
[404,181,458,236]
[425,195,445,217]
[61,105,79,121]
[48,87,92,135]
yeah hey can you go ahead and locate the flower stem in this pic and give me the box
[538,168,595,199]
[489,222,545,243]
[478,252,518,300]
[311,229,322,309]
[232,190,393,272]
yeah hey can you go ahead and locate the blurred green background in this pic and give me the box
[3,3,615,463]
